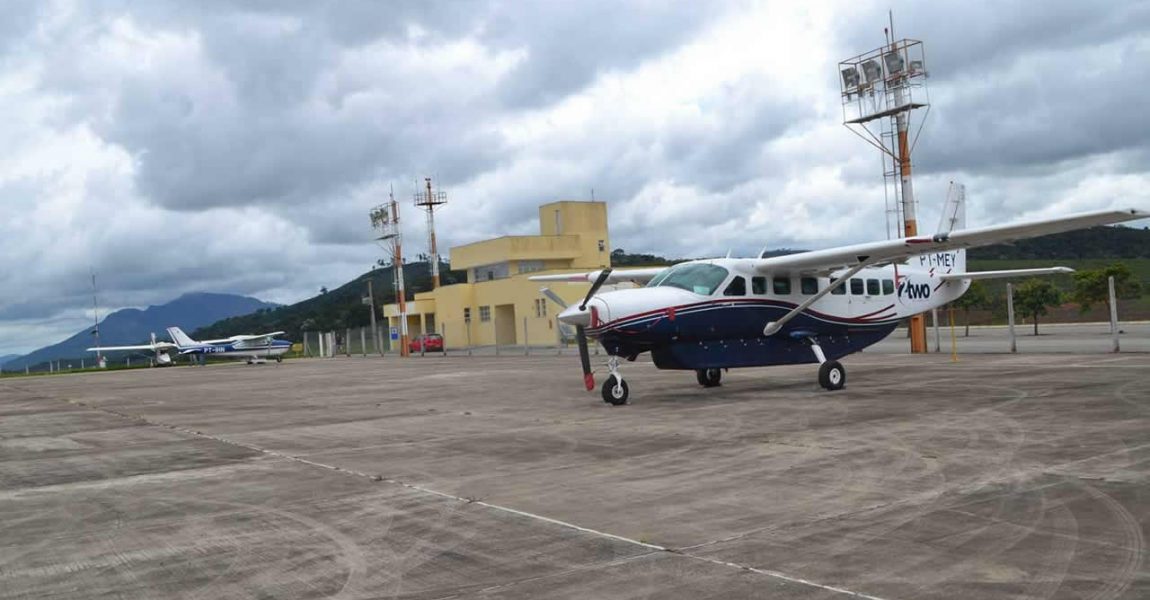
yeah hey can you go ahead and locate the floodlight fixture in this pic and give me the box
[861,59,883,84]
[883,51,904,75]
[841,67,860,90]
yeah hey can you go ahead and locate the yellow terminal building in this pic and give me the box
[383,201,611,349]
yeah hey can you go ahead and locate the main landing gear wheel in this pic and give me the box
[601,375,629,406]
[818,360,846,391]
[696,368,722,387]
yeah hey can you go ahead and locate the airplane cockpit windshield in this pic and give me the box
[646,263,730,295]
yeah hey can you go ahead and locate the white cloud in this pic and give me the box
[1,0,1148,355]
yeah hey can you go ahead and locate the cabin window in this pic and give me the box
[867,279,880,296]
[752,276,767,295]
[773,277,791,295]
[647,263,729,295]
[723,276,747,296]
[830,278,846,295]
[850,278,864,295]
[882,279,895,295]
[800,277,819,295]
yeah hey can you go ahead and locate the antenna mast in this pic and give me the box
[413,177,448,289]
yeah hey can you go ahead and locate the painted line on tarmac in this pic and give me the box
[47,393,894,600]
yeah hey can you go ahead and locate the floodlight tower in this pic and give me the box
[839,26,931,353]
[413,177,448,289]
[370,187,410,357]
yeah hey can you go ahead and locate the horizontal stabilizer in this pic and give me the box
[938,267,1074,281]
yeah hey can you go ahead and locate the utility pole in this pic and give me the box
[366,279,382,356]
[91,269,105,368]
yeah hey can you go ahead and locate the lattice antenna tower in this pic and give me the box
[370,186,410,356]
[413,177,448,289]
[837,16,931,353]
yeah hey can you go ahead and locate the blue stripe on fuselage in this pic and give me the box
[594,301,896,369]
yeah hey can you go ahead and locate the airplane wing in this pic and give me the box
[229,331,285,341]
[86,342,178,352]
[529,268,668,285]
[937,267,1075,281]
[229,331,286,348]
[753,208,1147,274]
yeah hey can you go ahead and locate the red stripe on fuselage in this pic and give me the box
[590,298,899,333]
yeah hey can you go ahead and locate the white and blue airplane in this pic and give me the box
[87,327,290,365]
[533,199,1147,405]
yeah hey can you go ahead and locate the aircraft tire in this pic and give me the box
[601,375,629,406]
[696,368,722,387]
[818,360,845,391]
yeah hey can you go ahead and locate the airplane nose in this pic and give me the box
[558,298,607,328]
[558,304,591,327]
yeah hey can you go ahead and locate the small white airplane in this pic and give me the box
[533,199,1147,405]
[87,327,290,365]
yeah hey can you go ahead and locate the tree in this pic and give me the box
[1070,263,1142,313]
[1014,279,1062,335]
[320,286,328,295]
[951,281,989,336]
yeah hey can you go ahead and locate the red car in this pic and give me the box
[409,333,444,353]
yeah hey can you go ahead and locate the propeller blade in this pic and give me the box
[539,287,568,309]
[579,268,613,310]
[576,325,594,391]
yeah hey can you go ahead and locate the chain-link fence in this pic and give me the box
[300,326,394,357]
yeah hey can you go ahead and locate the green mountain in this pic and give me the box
[191,261,464,341]
[969,224,1150,260]
[193,226,1150,340]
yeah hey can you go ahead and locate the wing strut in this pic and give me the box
[763,260,872,336]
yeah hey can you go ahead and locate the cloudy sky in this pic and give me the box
[3,0,1149,355]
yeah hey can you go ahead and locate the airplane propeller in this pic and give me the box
[540,268,613,391]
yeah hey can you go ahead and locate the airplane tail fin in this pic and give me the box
[935,181,967,274]
[167,327,198,348]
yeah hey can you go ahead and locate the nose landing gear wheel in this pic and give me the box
[696,368,722,387]
[818,360,846,391]
[602,375,629,406]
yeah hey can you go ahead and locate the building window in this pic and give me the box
[723,276,746,296]
[801,277,819,295]
[773,276,791,295]
[479,306,491,322]
[598,240,606,251]
[472,262,510,282]
[463,307,471,323]
[882,279,895,295]
[519,260,544,274]
[534,298,548,317]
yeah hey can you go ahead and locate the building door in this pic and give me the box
[494,304,517,346]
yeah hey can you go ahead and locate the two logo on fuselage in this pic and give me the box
[897,279,931,302]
